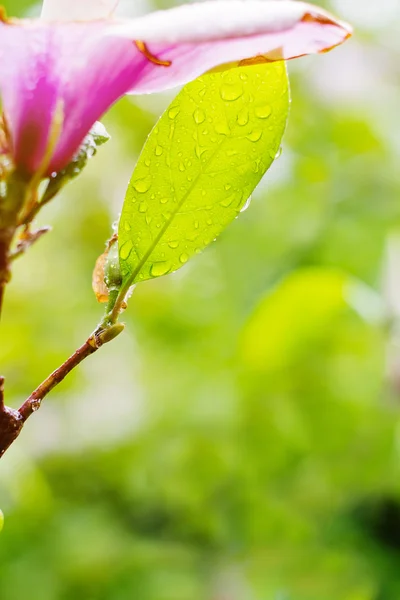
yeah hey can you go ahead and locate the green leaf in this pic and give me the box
[241,267,349,372]
[119,62,289,284]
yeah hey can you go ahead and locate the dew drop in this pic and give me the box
[120,240,133,260]
[186,232,198,242]
[150,261,171,277]
[139,201,148,213]
[225,184,232,191]
[237,108,249,126]
[124,221,131,232]
[195,145,207,159]
[206,219,213,226]
[194,220,199,229]
[155,145,163,156]
[160,197,168,204]
[220,82,243,102]
[168,240,179,249]
[179,253,189,264]
[31,398,42,412]
[145,215,152,225]
[193,108,205,124]
[168,106,180,119]
[255,104,272,119]
[215,120,230,136]
[253,158,261,173]
[220,194,235,208]
[179,162,185,172]
[275,146,283,159]
[240,196,252,213]
[133,178,151,193]
[246,130,263,142]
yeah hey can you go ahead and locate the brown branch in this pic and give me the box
[18,335,100,420]
[10,226,51,261]
[0,377,24,458]
[0,323,124,458]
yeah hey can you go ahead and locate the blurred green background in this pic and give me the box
[1,1,400,599]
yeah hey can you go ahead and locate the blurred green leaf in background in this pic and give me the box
[1,1,400,599]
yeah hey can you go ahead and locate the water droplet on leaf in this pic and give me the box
[237,108,249,126]
[240,196,252,213]
[133,178,151,193]
[255,104,272,119]
[246,130,263,142]
[168,106,180,119]
[120,240,133,260]
[150,261,171,277]
[220,82,243,102]
[193,108,205,124]
[215,120,230,136]
[220,194,235,208]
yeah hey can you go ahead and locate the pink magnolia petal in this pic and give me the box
[123,22,351,95]
[0,26,61,174]
[113,1,351,94]
[41,0,118,21]
[0,1,351,176]
[0,21,141,174]
[112,1,351,45]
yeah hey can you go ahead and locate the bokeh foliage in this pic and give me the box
[1,1,400,599]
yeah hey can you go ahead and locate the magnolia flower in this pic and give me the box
[0,0,351,178]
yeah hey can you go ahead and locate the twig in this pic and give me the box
[10,226,51,261]
[18,334,100,420]
[0,323,124,458]
[0,377,24,458]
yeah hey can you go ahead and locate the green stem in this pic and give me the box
[0,175,26,320]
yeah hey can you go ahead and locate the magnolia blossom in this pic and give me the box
[0,0,352,178]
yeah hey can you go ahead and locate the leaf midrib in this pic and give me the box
[123,131,230,285]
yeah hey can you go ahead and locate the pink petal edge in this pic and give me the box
[0,1,352,175]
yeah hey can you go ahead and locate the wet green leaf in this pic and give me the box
[119,62,289,284]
